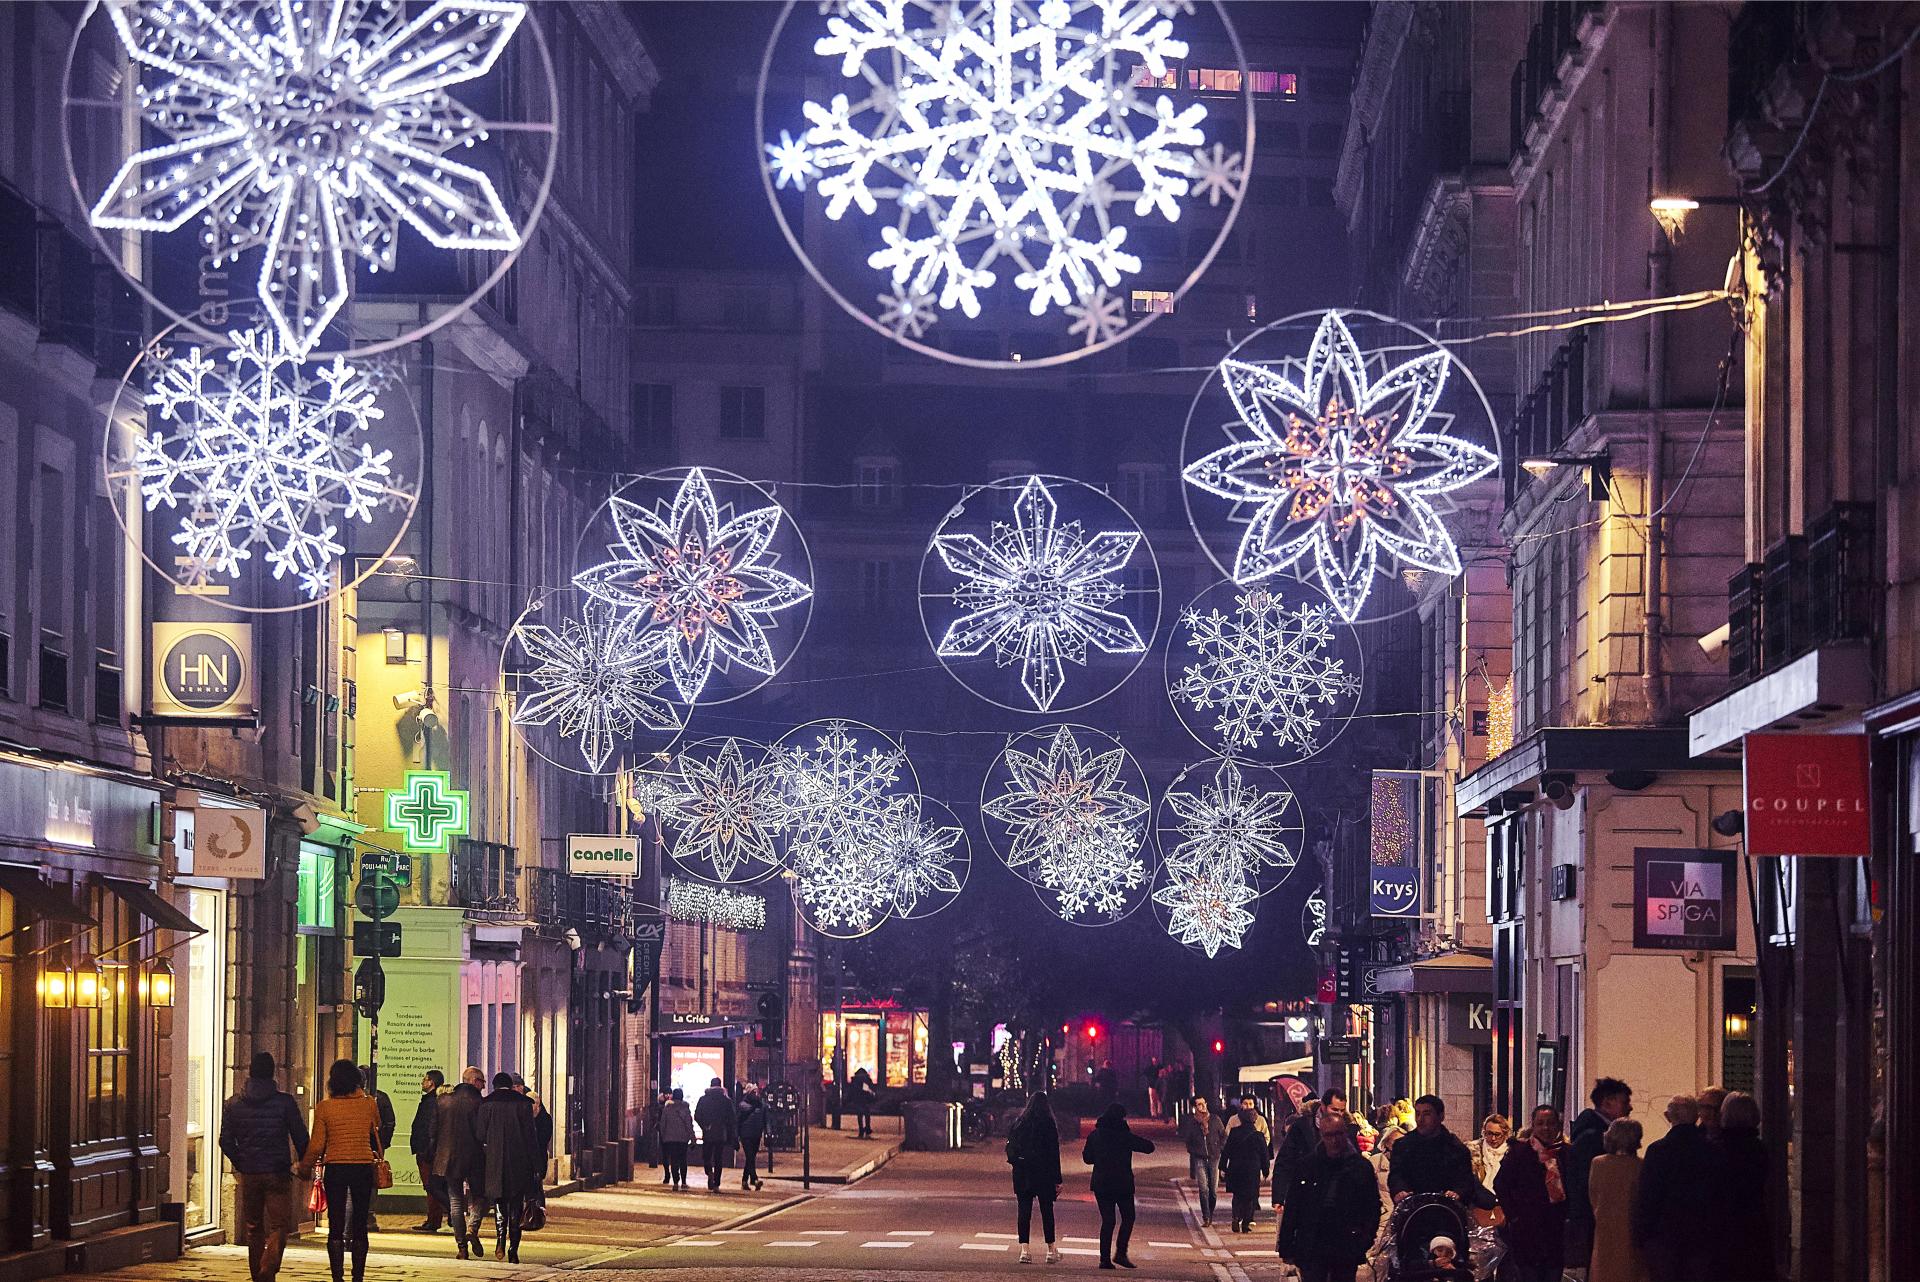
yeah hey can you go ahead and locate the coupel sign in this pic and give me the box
[566,833,639,877]
[1742,733,1871,857]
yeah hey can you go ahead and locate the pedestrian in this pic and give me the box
[1177,1095,1226,1228]
[1491,1104,1568,1282]
[357,1066,396,1233]
[300,1058,386,1282]
[433,1066,485,1259]
[1711,1092,1778,1282]
[1695,1085,1728,1142]
[1006,1090,1063,1263]
[218,1051,309,1282]
[850,1066,877,1138]
[1631,1096,1719,1282]
[737,1085,768,1190]
[1082,1101,1153,1269]
[1094,1059,1120,1108]
[1586,1118,1647,1282]
[659,1086,695,1189]
[1467,1112,1510,1195]
[1275,1089,1349,1216]
[510,1073,552,1203]
[695,1076,740,1190]
[408,1070,446,1233]
[1361,1117,1399,1275]
[475,1072,540,1263]
[649,1090,671,1183]
[1220,1099,1270,1233]
[1143,1059,1162,1120]
[1387,1095,1477,1203]
[1274,1101,1380,1282]
[1224,1090,1272,1145]
[1565,1076,1632,1270]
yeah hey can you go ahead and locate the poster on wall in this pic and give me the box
[1633,847,1738,951]
[1742,733,1871,856]
[668,1043,728,1138]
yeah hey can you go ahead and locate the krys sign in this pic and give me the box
[567,833,639,877]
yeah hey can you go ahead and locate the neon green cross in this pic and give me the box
[386,770,469,853]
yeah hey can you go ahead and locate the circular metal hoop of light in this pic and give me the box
[755,0,1255,370]
[918,474,1161,715]
[884,794,973,923]
[1148,856,1259,959]
[498,590,686,780]
[572,467,815,709]
[101,309,423,614]
[979,722,1154,926]
[1164,575,1365,767]
[661,735,790,889]
[1154,757,1303,901]
[1300,884,1327,948]
[1179,308,1505,624]
[62,0,560,362]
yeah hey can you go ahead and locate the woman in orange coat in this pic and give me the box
[301,1059,386,1282]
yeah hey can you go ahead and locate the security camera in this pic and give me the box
[293,802,320,836]
[392,688,429,711]
[1699,623,1731,659]
[417,707,442,734]
[1542,773,1577,811]
[564,927,583,952]
[1711,810,1745,838]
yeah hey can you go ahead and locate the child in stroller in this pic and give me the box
[1381,1194,1477,1282]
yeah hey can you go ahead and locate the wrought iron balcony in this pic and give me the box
[525,865,634,941]
[1505,330,1589,501]
[451,839,523,917]
[1509,0,1604,159]
[1726,500,1875,682]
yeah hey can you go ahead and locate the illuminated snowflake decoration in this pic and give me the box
[509,600,679,773]
[1153,859,1257,957]
[1183,311,1500,620]
[672,738,785,883]
[128,327,409,599]
[982,726,1149,922]
[1162,759,1301,885]
[932,476,1145,711]
[770,721,912,866]
[90,0,530,358]
[1171,586,1360,762]
[767,0,1244,344]
[621,764,686,827]
[1301,886,1326,947]
[574,470,812,704]
[871,799,966,918]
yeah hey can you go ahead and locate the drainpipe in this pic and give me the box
[1643,5,1672,724]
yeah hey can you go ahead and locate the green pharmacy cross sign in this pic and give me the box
[386,770,469,854]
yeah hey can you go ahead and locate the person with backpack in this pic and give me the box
[1006,1092,1063,1264]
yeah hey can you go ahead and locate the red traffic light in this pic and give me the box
[1211,1039,1225,1055]
[1085,1022,1100,1041]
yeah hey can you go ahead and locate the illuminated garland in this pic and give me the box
[666,876,768,932]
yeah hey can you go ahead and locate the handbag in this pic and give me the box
[521,1200,547,1232]
[374,1158,393,1190]
[308,1172,328,1215]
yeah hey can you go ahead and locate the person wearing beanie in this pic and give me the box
[219,1052,309,1282]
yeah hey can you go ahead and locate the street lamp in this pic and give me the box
[1519,450,1612,500]
[1649,193,1742,239]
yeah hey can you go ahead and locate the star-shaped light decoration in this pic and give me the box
[1161,759,1302,891]
[1301,886,1327,947]
[932,476,1146,712]
[870,798,967,919]
[574,470,812,704]
[509,600,680,773]
[671,738,785,884]
[982,725,1149,923]
[1153,859,1258,957]
[769,720,915,870]
[1183,311,1500,621]
[90,0,531,358]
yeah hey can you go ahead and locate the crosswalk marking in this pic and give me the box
[861,1239,915,1248]
[713,1229,761,1235]
[1063,1235,1098,1244]
[1149,1241,1197,1249]
[960,1242,1010,1252]
[889,1230,935,1236]
[976,1232,1019,1240]
[766,1240,821,1248]
[1060,1246,1101,1256]
[801,1229,849,1235]
[676,1239,725,1247]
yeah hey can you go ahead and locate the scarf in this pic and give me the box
[1531,1136,1565,1203]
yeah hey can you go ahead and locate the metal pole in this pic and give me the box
[802,1079,812,1190]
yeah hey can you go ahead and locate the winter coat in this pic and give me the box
[1563,1106,1610,1252]
[1271,1109,1318,1205]
[1493,1137,1568,1274]
[737,1096,768,1144]
[433,1082,484,1187]
[527,1092,554,1158]
[1632,1123,1721,1282]
[1386,1126,1477,1200]
[1220,1115,1270,1198]
[219,1077,310,1176]
[409,1086,440,1159]
[1586,1152,1648,1282]
[1467,1136,1507,1191]
[371,1088,397,1151]
[1275,1142,1381,1268]
[694,1087,739,1147]
[474,1088,541,1200]
[1178,1111,1226,1160]
[658,1098,696,1144]
[304,1094,383,1168]
[1006,1109,1063,1197]
[1713,1127,1778,1282]
[1080,1114,1153,1195]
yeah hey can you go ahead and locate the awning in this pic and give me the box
[1375,952,1493,995]
[1239,1057,1312,1082]
[0,864,95,928]
[102,878,205,935]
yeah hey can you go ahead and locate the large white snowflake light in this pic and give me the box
[931,476,1146,711]
[770,721,913,866]
[767,0,1245,347]
[1171,584,1361,763]
[509,600,679,773]
[1184,311,1500,620]
[574,470,813,705]
[1153,859,1257,957]
[671,738,785,884]
[871,799,967,918]
[982,726,1149,922]
[1161,758,1301,888]
[128,327,409,599]
[90,0,530,358]
[1301,886,1326,947]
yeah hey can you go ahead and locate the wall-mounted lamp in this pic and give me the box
[1723,1008,1753,1040]
[1519,451,1611,501]
[384,627,407,665]
[39,947,105,1010]
[38,955,73,1008]
[145,957,176,1008]
[1649,194,1742,239]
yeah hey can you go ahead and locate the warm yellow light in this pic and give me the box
[147,958,177,1009]
[73,962,103,1010]
[1724,1009,1752,1040]
[1649,196,1701,237]
[1520,457,1559,477]
[39,966,72,1008]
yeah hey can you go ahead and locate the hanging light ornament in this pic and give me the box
[1151,857,1258,958]
[1182,310,1501,621]
[768,720,920,924]
[669,737,787,886]
[1300,886,1327,948]
[574,469,814,706]
[757,0,1253,367]
[506,598,680,774]
[76,0,552,359]
[921,475,1157,713]
[871,795,970,920]
[1157,758,1303,898]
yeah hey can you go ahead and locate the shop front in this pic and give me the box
[818,1005,930,1092]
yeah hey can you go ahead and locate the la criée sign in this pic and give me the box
[1742,733,1870,857]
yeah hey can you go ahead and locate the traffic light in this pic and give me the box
[1084,1021,1101,1043]
[755,991,784,1047]
[1211,1039,1225,1056]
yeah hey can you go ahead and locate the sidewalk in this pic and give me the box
[763,1111,905,1185]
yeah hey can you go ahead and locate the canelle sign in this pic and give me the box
[567,833,639,877]
[1743,733,1870,857]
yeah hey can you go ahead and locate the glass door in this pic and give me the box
[183,889,227,1233]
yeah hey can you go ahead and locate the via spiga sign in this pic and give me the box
[566,833,639,877]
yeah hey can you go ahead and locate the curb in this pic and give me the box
[763,1138,904,1186]
[703,1192,814,1232]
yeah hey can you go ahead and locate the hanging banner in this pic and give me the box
[1370,771,1422,917]
[149,621,255,722]
[1743,733,1871,856]
[1633,848,1738,951]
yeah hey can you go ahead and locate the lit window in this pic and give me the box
[1130,289,1175,315]
[1186,66,1242,94]
[1257,71,1298,99]
[1130,62,1177,89]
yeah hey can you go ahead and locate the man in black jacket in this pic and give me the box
[1632,1096,1720,1282]
[1563,1076,1631,1267]
[408,1070,446,1233]
[219,1052,310,1282]
[1273,1089,1352,1212]
[693,1078,739,1191]
[360,1065,397,1231]
[1386,1095,1477,1203]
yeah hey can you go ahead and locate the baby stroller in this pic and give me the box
[1380,1194,1479,1282]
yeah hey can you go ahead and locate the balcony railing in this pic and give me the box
[1505,329,1589,501]
[1726,500,1875,682]
[526,865,634,941]
[1509,0,1604,159]
[451,839,522,916]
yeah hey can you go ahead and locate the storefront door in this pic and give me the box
[181,888,226,1235]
